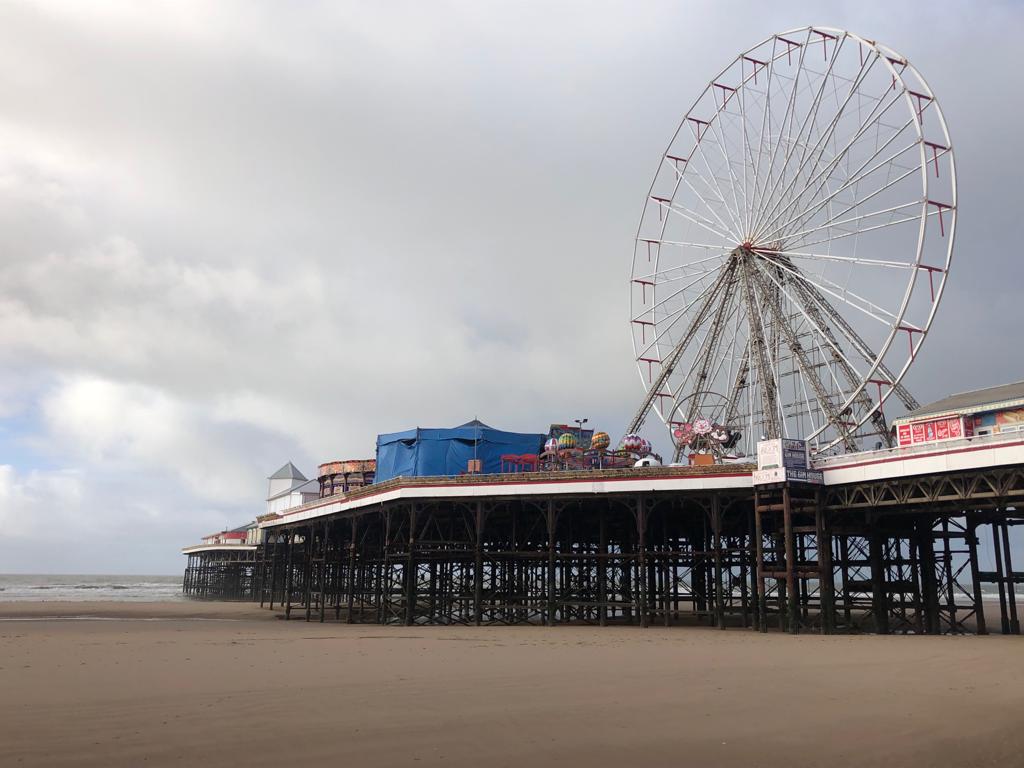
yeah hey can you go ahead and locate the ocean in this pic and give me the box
[0,574,184,602]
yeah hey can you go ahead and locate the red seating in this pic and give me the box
[500,454,521,473]
[519,454,539,472]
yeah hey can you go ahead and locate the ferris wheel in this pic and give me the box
[627,26,956,460]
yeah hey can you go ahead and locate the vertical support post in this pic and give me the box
[838,535,853,629]
[474,502,484,627]
[598,505,608,627]
[941,518,957,632]
[546,500,557,627]
[346,516,358,624]
[916,516,939,634]
[405,505,418,627]
[320,520,329,623]
[636,496,649,629]
[966,513,987,635]
[816,491,835,634]
[256,541,265,607]
[738,507,750,628]
[992,520,1010,634]
[304,525,314,622]
[782,485,798,634]
[268,535,279,610]
[284,530,295,620]
[999,518,1020,634]
[712,496,725,629]
[376,509,390,624]
[869,527,889,635]
[754,492,767,632]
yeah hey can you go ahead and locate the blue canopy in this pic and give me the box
[375,421,545,482]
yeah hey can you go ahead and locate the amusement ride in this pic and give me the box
[626,26,956,463]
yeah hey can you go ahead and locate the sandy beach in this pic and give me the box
[0,601,1022,767]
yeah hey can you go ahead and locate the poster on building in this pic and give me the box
[996,409,1024,430]
[903,416,963,446]
[897,424,912,446]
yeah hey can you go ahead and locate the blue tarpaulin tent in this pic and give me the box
[375,420,545,482]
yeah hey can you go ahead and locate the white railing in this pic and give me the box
[812,428,1024,469]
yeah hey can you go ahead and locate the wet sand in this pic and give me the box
[0,601,1022,767]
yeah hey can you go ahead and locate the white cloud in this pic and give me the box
[39,375,292,505]
[0,464,85,539]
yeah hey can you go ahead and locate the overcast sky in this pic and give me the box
[1,1,1021,574]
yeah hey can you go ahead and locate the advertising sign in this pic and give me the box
[897,424,912,446]
[752,467,823,485]
[901,416,964,446]
[756,439,808,470]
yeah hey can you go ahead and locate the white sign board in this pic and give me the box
[756,438,809,471]
[752,467,823,486]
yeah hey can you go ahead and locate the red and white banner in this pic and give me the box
[897,416,963,447]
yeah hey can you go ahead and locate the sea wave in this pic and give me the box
[0,575,185,602]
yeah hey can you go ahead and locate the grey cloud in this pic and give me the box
[0,0,1020,572]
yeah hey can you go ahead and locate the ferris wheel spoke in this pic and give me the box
[752,42,879,237]
[789,275,920,411]
[779,199,923,246]
[633,269,718,328]
[627,262,739,434]
[647,238,733,251]
[633,274,724,359]
[738,74,755,236]
[759,55,898,236]
[765,255,901,326]
[749,38,787,230]
[785,282,871,411]
[662,155,738,229]
[739,259,781,436]
[655,198,736,242]
[710,304,746,416]
[753,33,851,237]
[704,108,751,238]
[684,135,745,239]
[751,34,812,233]
[764,138,922,244]
[751,32,813,224]
[675,171,745,242]
[772,50,864,230]
[670,275,741,421]
[753,73,906,241]
[752,259,870,397]
[632,254,731,284]
[756,248,913,270]
[792,210,938,251]
[753,90,911,243]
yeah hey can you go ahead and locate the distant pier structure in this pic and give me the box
[182,525,258,600]
[181,461,321,600]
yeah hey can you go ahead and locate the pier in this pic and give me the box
[246,433,1023,634]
